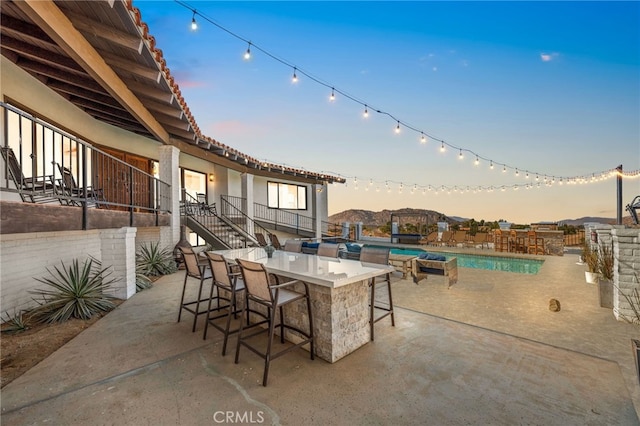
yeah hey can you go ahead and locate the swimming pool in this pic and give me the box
[368,246,544,275]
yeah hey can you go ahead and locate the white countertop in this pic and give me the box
[211,247,394,288]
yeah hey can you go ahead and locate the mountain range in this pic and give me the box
[327,208,631,227]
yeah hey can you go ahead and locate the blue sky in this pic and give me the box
[135,1,640,224]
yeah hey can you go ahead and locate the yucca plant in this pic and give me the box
[1,310,28,334]
[29,258,118,324]
[136,266,153,292]
[136,242,178,276]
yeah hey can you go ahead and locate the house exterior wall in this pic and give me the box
[0,48,331,315]
[0,230,102,313]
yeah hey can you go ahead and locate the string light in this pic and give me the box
[176,2,640,190]
[191,11,197,30]
[329,88,335,102]
[458,149,463,160]
[474,156,479,166]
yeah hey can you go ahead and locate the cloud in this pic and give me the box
[172,70,208,88]
[540,52,560,62]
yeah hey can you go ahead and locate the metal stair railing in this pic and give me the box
[253,201,315,235]
[181,191,247,249]
[220,195,271,246]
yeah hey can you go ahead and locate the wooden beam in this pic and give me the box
[124,78,174,104]
[99,49,161,83]
[14,0,170,144]
[14,56,107,94]
[62,9,144,53]
[143,98,184,119]
[153,112,191,131]
[0,13,55,46]
[48,80,122,108]
[70,96,141,124]
[164,124,196,141]
[1,35,87,75]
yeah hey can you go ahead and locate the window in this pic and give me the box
[267,182,307,210]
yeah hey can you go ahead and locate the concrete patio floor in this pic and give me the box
[2,251,639,425]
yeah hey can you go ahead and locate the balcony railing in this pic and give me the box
[253,201,315,233]
[0,102,171,226]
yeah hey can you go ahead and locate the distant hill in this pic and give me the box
[558,216,635,227]
[328,210,637,227]
[328,208,460,226]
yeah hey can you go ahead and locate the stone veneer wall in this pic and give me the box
[590,224,640,322]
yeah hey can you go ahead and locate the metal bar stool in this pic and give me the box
[177,247,213,332]
[234,258,314,386]
[359,246,395,341]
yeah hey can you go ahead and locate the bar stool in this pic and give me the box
[359,247,394,341]
[203,252,245,356]
[317,242,340,258]
[234,258,314,386]
[178,247,212,332]
[283,240,303,252]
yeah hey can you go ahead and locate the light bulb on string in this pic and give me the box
[292,67,298,83]
[395,121,401,134]
[244,42,251,60]
[474,156,479,166]
[458,149,463,160]
[515,168,520,177]
[420,133,426,144]
[363,105,369,118]
[440,142,445,152]
[329,88,335,102]
[191,11,198,31]
[502,166,507,173]
[490,160,494,170]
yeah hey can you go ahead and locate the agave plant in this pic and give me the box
[135,267,153,292]
[136,242,178,277]
[29,258,118,324]
[1,310,28,334]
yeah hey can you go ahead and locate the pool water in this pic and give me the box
[370,246,544,275]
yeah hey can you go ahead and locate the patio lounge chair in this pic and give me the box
[57,163,103,206]
[438,230,453,246]
[450,230,469,247]
[196,193,216,215]
[254,232,269,247]
[1,146,56,203]
[465,232,490,249]
[269,233,282,250]
[421,231,438,245]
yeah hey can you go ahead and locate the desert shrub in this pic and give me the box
[29,257,118,324]
[136,242,178,277]
[136,268,153,292]
[1,310,28,334]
